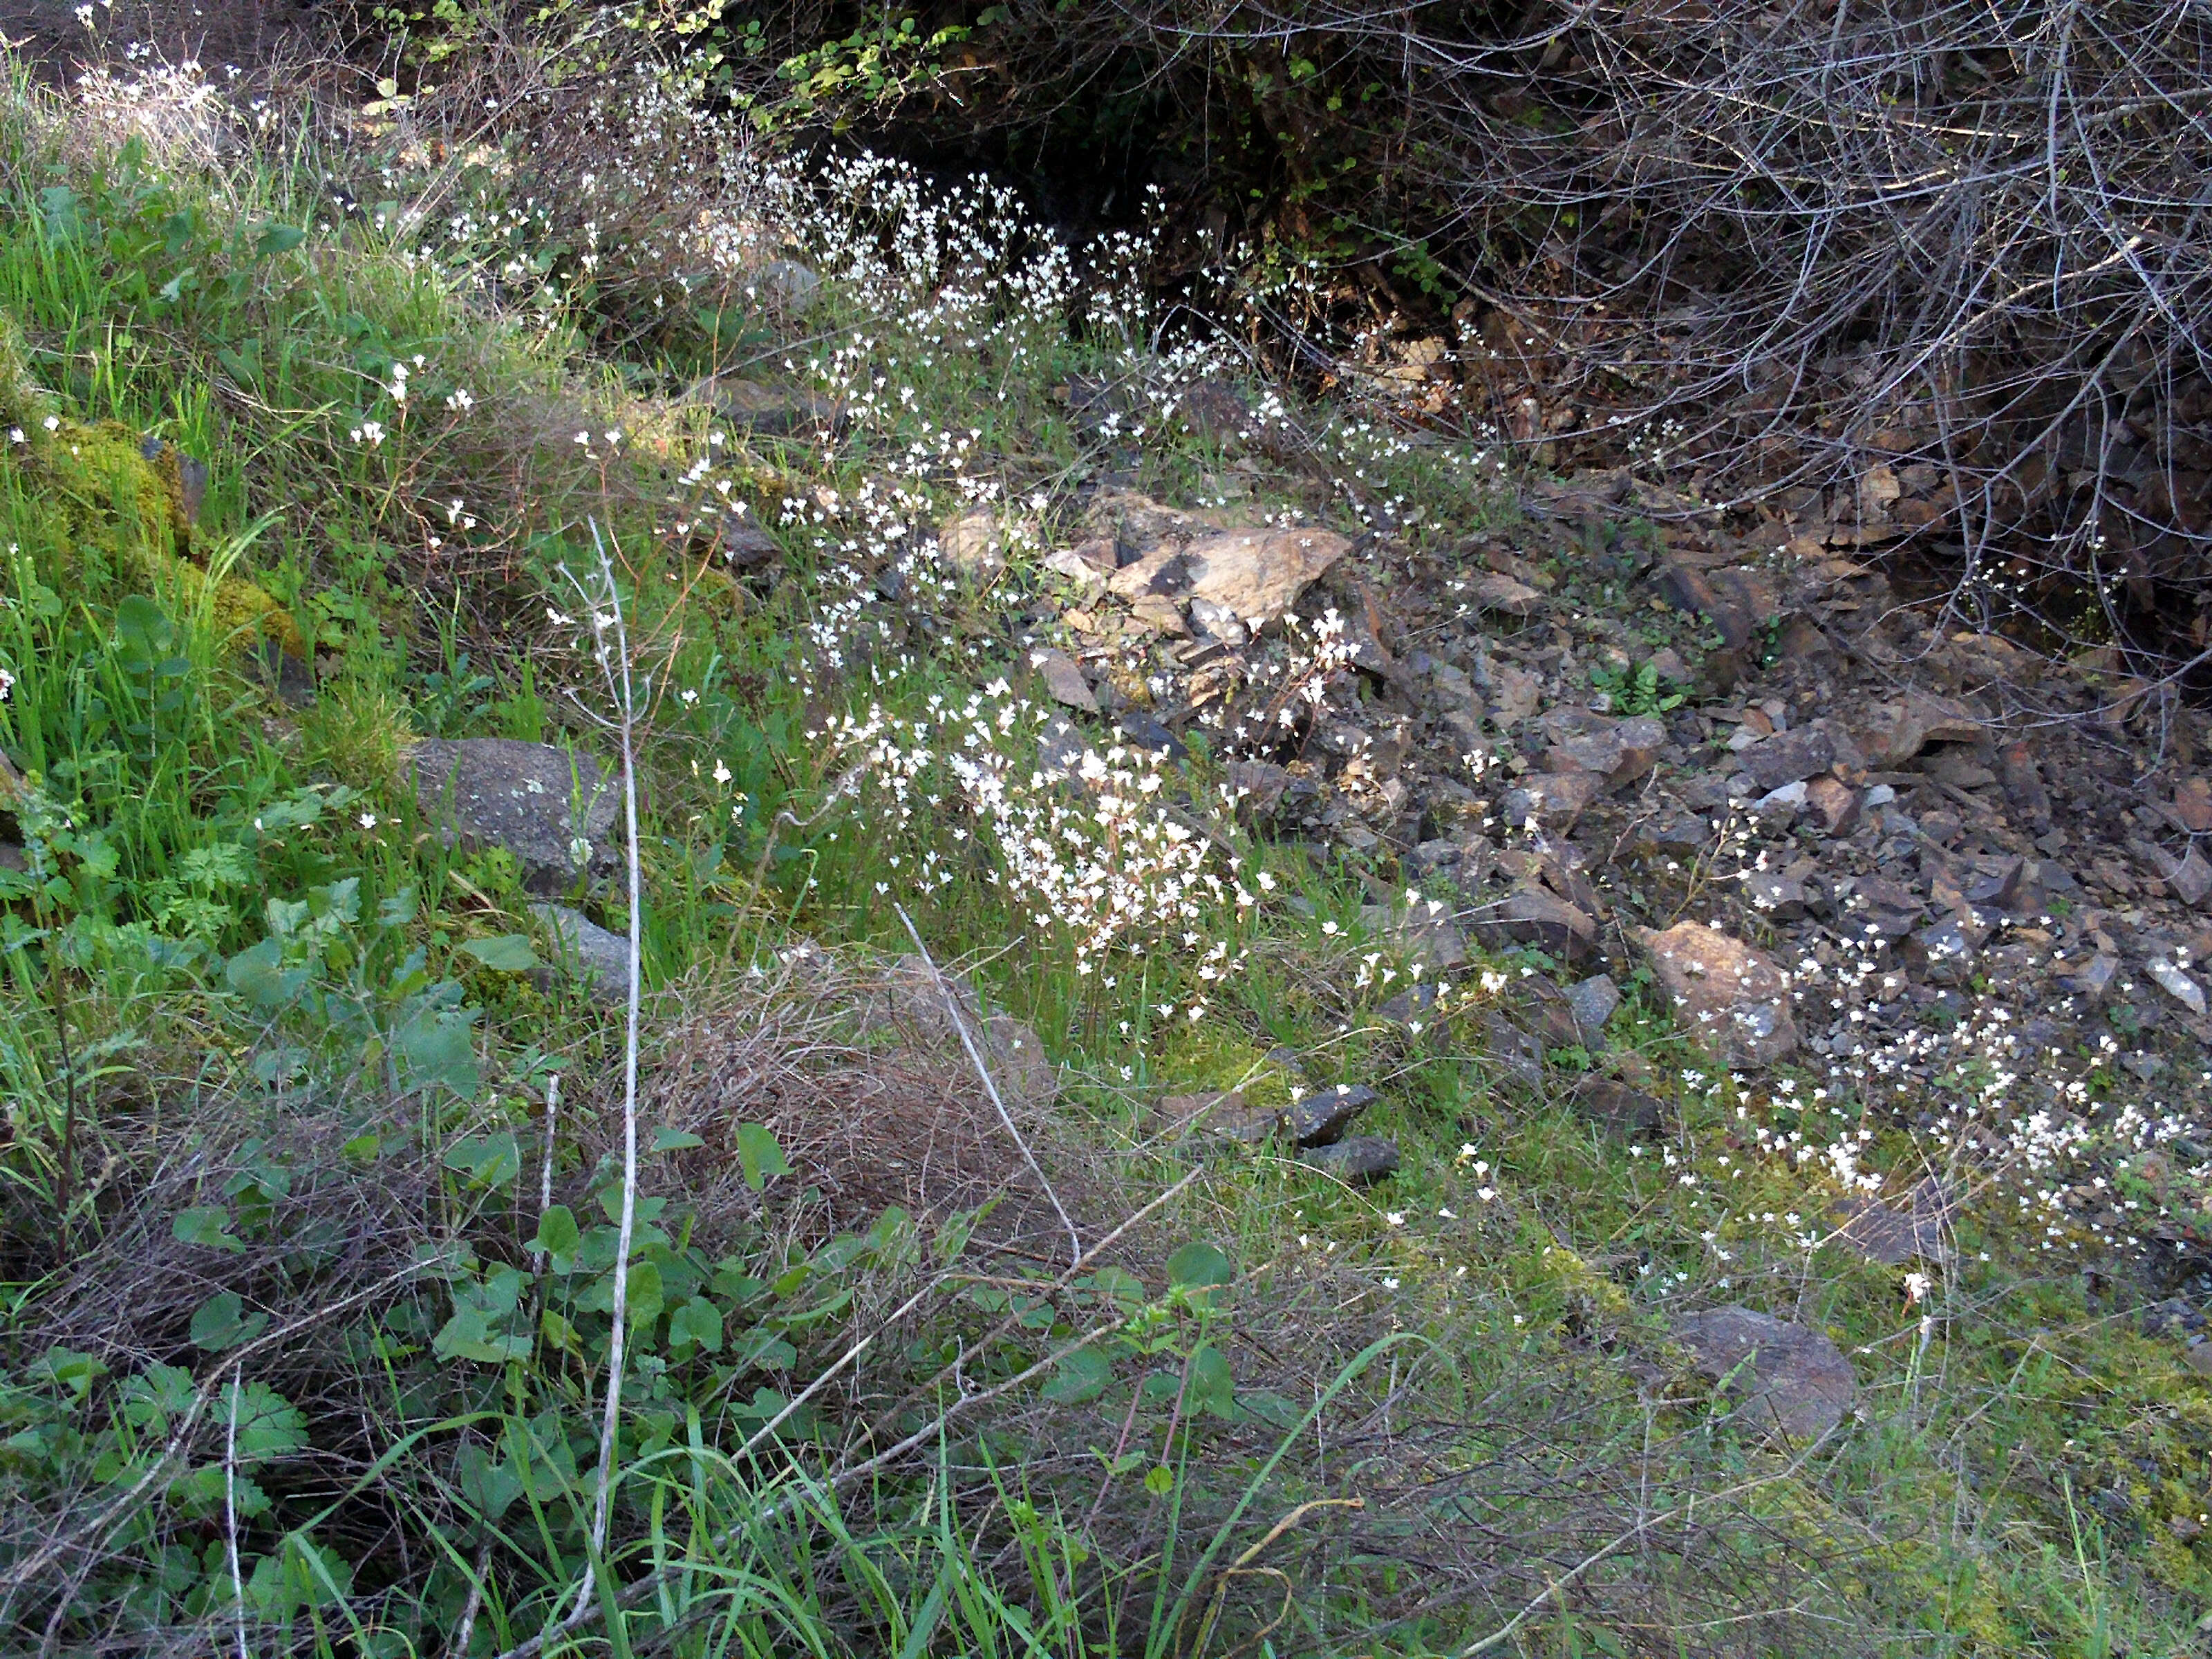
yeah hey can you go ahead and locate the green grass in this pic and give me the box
[0,46,2204,1659]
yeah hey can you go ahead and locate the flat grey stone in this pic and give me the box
[530,903,632,1005]
[412,739,618,894]
[1564,973,1620,1040]
[1300,1135,1398,1183]
[1674,1305,1855,1443]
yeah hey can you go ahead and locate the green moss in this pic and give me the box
[4,409,303,657]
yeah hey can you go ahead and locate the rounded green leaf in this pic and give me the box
[1166,1240,1233,1289]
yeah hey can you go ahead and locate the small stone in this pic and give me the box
[1564,973,1621,1040]
[1160,1090,1242,1136]
[1289,1082,1380,1147]
[1499,771,1602,832]
[1043,545,1112,593]
[2187,1343,2212,1379]
[1633,922,1798,1067]
[939,509,1007,581]
[1673,1306,1857,1443]
[1573,1076,1665,1138]
[529,903,632,1004]
[1804,776,1862,834]
[1300,1135,1398,1183]
[411,738,619,894]
[1738,727,1836,793]
[1542,713,1667,790]
[1743,870,1808,920]
[2148,959,2208,1018]
[2077,953,2121,1002]
[1468,572,1544,617]
[2175,777,2212,834]
[1481,1015,1546,1087]
[1029,648,1098,713]
[1470,888,1600,963]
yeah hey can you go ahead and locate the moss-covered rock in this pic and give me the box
[0,317,301,657]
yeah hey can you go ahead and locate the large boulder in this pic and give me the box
[1108,525,1352,625]
[411,739,619,894]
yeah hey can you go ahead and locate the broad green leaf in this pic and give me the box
[528,1204,579,1258]
[252,223,308,257]
[1040,1347,1110,1404]
[433,1306,528,1365]
[189,1291,268,1352]
[461,934,538,972]
[444,1132,521,1191]
[1183,1342,1237,1419]
[173,1206,245,1253]
[668,1297,723,1357]
[1143,1465,1174,1497]
[734,1122,789,1192]
[651,1126,706,1153]
[1166,1240,1233,1289]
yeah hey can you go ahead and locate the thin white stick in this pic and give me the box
[574,522,643,1618]
[225,1366,247,1659]
[893,903,1080,1267]
[538,1074,561,1230]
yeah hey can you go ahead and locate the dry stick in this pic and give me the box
[892,903,1081,1268]
[486,1169,1205,1659]
[449,1539,494,1659]
[572,523,645,1624]
[538,1074,561,1224]
[225,1367,247,1659]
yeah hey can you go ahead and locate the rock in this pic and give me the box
[1479,655,1544,727]
[2175,777,2212,834]
[1499,771,1603,832]
[1288,1082,1380,1146]
[1673,1305,1856,1443]
[1161,1090,1241,1136]
[1742,869,1808,921]
[1360,898,1468,972]
[1573,1076,1665,1137]
[1738,727,1836,793]
[1565,973,1621,1039]
[1481,1015,1546,1087]
[1028,647,1098,712]
[1042,545,1112,593]
[1655,557,1755,650]
[1906,916,1980,987]
[1633,921,1799,1067]
[1107,525,1351,625]
[1846,694,1980,769]
[1470,888,1600,963]
[1468,572,1545,617]
[411,738,619,894]
[1300,1135,1399,1183]
[2150,845,2212,908]
[702,376,844,438]
[1187,597,1250,645]
[939,509,1008,581]
[2148,959,2208,1018]
[750,259,822,315]
[529,903,632,1004]
[1541,711,1667,790]
[1833,1181,1953,1265]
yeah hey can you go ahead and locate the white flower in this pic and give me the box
[6,428,21,443]
[41,415,59,431]
[1385,1211,1405,1226]
[359,812,378,830]
[712,759,732,785]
